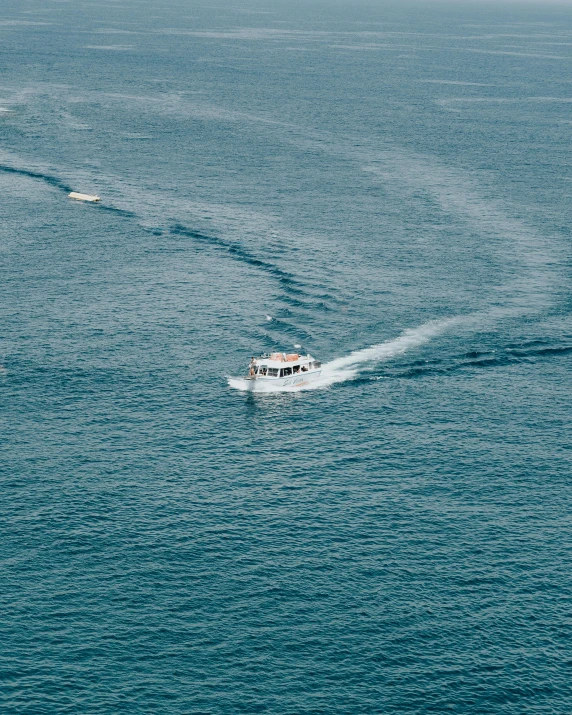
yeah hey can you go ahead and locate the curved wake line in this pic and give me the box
[0,163,74,193]
[228,316,465,394]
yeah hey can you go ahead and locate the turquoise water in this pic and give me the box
[2,1,572,712]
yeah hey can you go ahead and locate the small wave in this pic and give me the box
[507,344,572,358]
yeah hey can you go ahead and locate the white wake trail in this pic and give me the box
[325,318,460,372]
[315,317,461,389]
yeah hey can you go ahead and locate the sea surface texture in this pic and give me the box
[2,0,572,712]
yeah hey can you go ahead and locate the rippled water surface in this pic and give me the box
[2,1,572,712]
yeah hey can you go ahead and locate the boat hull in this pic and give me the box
[229,369,322,392]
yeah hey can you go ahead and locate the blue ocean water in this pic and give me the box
[2,0,572,712]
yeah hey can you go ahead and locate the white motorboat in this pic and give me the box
[232,352,322,391]
[68,192,100,202]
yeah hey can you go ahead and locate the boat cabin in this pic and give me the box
[248,352,321,379]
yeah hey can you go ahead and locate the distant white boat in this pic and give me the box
[232,352,322,391]
[68,192,100,202]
